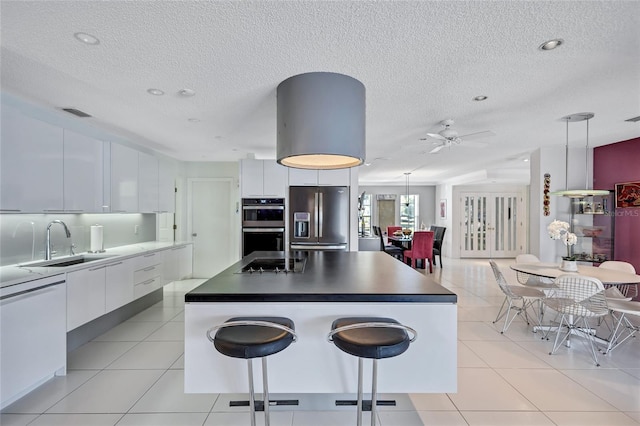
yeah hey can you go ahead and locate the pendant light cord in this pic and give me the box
[565,119,569,191]
[585,118,590,190]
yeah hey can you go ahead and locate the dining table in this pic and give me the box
[510,262,640,347]
[387,234,413,249]
[510,263,640,285]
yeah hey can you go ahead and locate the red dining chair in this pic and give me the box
[403,231,434,273]
[387,226,402,237]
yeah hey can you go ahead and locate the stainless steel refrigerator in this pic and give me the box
[289,186,349,250]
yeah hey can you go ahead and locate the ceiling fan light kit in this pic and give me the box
[276,72,365,169]
[550,112,609,198]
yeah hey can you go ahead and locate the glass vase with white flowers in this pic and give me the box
[547,220,579,271]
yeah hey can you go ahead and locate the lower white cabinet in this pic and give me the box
[163,244,193,283]
[67,258,134,330]
[1,275,66,408]
[66,266,106,331]
[133,252,163,298]
[105,259,134,312]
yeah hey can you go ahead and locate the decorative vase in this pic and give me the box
[560,259,578,272]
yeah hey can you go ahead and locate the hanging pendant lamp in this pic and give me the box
[277,72,366,169]
[404,172,411,207]
[550,112,609,198]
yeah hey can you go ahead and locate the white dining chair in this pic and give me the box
[543,274,609,366]
[515,254,556,290]
[489,260,546,334]
[603,299,640,354]
[599,261,638,300]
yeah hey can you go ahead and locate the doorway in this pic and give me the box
[187,178,236,278]
[460,192,522,258]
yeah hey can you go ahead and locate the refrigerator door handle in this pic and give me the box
[318,192,324,238]
[314,192,320,238]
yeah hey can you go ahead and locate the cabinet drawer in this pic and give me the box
[133,275,162,298]
[133,264,161,284]
[133,251,161,270]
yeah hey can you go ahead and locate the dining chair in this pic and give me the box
[430,226,446,268]
[542,274,609,366]
[515,254,556,290]
[375,226,404,260]
[387,226,402,237]
[599,261,638,300]
[403,231,434,272]
[603,299,640,354]
[489,260,546,334]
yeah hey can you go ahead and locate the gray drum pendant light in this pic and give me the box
[550,112,609,198]
[277,72,365,169]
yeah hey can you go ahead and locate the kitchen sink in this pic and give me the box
[19,254,117,268]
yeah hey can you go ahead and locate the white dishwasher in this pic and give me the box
[1,274,66,409]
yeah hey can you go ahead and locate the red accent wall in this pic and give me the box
[593,137,640,273]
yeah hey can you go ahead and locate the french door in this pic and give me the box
[460,192,522,258]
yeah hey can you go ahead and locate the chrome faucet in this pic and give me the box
[45,220,72,260]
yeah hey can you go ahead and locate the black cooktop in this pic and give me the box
[238,257,305,274]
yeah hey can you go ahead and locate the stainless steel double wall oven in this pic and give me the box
[241,198,285,257]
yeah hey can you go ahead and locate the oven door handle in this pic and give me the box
[242,206,284,210]
[242,228,285,233]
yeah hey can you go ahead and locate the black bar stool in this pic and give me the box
[206,316,297,426]
[328,317,417,426]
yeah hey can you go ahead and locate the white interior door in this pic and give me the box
[187,178,235,278]
[460,192,521,258]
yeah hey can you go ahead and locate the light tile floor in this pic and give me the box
[2,258,639,425]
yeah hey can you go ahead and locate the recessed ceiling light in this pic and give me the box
[473,95,488,101]
[178,88,196,97]
[147,88,164,96]
[523,158,529,162]
[364,162,371,166]
[539,39,563,51]
[74,32,100,45]
[188,118,200,122]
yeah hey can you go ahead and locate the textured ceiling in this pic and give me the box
[1,1,639,185]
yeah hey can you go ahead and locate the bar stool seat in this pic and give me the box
[207,316,296,426]
[328,317,417,426]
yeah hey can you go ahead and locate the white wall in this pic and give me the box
[435,183,453,258]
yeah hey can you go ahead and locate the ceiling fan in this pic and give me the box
[421,119,495,154]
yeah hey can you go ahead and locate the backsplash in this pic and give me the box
[0,213,156,267]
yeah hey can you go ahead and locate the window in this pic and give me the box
[358,193,372,236]
[400,195,419,230]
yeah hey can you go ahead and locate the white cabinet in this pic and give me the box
[241,159,288,197]
[105,259,134,312]
[138,152,159,213]
[163,244,193,283]
[63,129,104,212]
[1,275,66,408]
[110,143,139,212]
[66,266,106,331]
[0,105,64,212]
[158,158,176,213]
[133,251,163,298]
[288,168,351,186]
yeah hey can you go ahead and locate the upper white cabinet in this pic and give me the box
[63,129,104,212]
[240,159,288,198]
[288,168,351,186]
[110,144,139,212]
[158,158,176,213]
[138,152,159,213]
[1,106,64,212]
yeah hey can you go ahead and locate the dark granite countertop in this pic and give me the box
[185,251,457,303]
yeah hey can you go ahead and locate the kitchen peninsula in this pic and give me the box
[184,251,457,394]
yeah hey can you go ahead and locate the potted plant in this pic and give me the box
[547,220,578,271]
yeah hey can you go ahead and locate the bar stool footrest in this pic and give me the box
[229,399,299,411]
[335,399,396,410]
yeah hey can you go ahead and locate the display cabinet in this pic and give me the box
[570,193,614,264]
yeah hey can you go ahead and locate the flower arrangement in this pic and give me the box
[547,220,577,260]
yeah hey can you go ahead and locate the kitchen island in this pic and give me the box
[184,251,457,394]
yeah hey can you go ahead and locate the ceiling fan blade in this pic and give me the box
[458,130,496,141]
[429,145,444,154]
[425,133,446,141]
[458,140,489,148]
